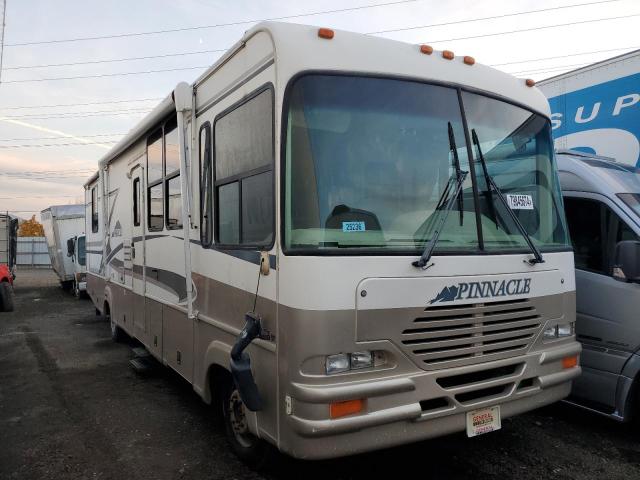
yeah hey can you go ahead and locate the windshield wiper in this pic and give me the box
[448,122,464,227]
[471,129,544,265]
[412,124,468,269]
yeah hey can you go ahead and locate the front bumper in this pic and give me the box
[281,341,581,459]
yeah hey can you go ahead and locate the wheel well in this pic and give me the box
[208,364,232,412]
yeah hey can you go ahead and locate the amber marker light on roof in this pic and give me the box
[526,78,536,87]
[420,44,433,55]
[463,56,475,66]
[318,28,335,39]
[442,50,455,60]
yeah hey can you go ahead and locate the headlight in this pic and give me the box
[325,350,382,374]
[543,322,575,341]
[326,354,350,374]
[350,351,373,370]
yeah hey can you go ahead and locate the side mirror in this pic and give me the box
[66,238,75,257]
[613,240,640,283]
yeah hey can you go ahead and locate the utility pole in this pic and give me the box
[0,0,6,84]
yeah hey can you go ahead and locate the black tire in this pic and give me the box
[222,380,274,469]
[0,282,14,312]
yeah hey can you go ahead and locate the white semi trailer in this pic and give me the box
[538,49,640,166]
[41,205,87,297]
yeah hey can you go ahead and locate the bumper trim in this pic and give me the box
[539,366,581,389]
[539,342,582,365]
[290,403,422,437]
[291,377,415,404]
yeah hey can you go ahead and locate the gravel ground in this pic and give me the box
[1,269,638,480]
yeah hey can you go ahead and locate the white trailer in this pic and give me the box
[41,205,87,296]
[538,49,640,166]
[85,22,581,464]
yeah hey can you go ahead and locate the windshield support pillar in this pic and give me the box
[457,88,485,250]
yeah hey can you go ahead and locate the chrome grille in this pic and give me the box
[401,299,543,370]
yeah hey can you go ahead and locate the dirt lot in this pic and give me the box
[1,269,639,480]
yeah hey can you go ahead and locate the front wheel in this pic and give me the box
[222,382,273,469]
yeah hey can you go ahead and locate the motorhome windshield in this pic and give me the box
[284,74,570,254]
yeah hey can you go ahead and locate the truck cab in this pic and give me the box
[557,150,640,421]
[66,234,87,298]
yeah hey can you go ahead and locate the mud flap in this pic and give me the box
[230,312,263,411]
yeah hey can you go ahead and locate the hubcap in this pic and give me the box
[229,390,252,448]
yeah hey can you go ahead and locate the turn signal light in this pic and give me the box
[420,44,433,55]
[442,50,454,60]
[330,399,364,419]
[463,56,475,65]
[562,355,578,369]
[318,28,334,39]
[525,78,536,87]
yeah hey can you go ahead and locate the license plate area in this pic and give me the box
[466,405,501,437]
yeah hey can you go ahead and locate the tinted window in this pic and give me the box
[218,182,239,244]
[147,130,163,183]
[165,121,180,175]
[91,187,98,233]
[214,87,274,247]
[564,197,604,273]
[148,183,163,231]
[77,236,86,266]
[215,89,273,180]
[133,177,141,226]
[166,175,182,229]
[242,172,273,244]
[199,123,213,246]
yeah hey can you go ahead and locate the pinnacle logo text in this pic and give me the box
[429,278,532,304]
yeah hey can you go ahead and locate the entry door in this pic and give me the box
[130,167,146,338]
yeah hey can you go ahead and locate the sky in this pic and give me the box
[0,0,638,220]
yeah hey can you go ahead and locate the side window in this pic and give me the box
[146,119,183,231]
[214,87,274,247]
[91,187,99,233]
[564,197,605,274]
[148,183,163,231]
[133,177,141,227]
[199,122,213,247]
[164,120,182,230]
[147,129,164,232]
[564,196,640,276]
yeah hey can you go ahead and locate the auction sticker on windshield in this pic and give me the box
[466,406,501,437]
[506,194,534,210]
[342,221,366,232]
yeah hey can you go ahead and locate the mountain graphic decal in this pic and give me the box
[428,285,459,304]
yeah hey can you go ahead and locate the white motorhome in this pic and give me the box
[85,22,581,464]
[41,204,87,296]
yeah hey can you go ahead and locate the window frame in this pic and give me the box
[91,186,98,233]
[199,121,213,247]
[212,83,275,250]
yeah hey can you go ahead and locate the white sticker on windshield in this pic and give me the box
[506,194,534,210]
[342,221,366,232]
